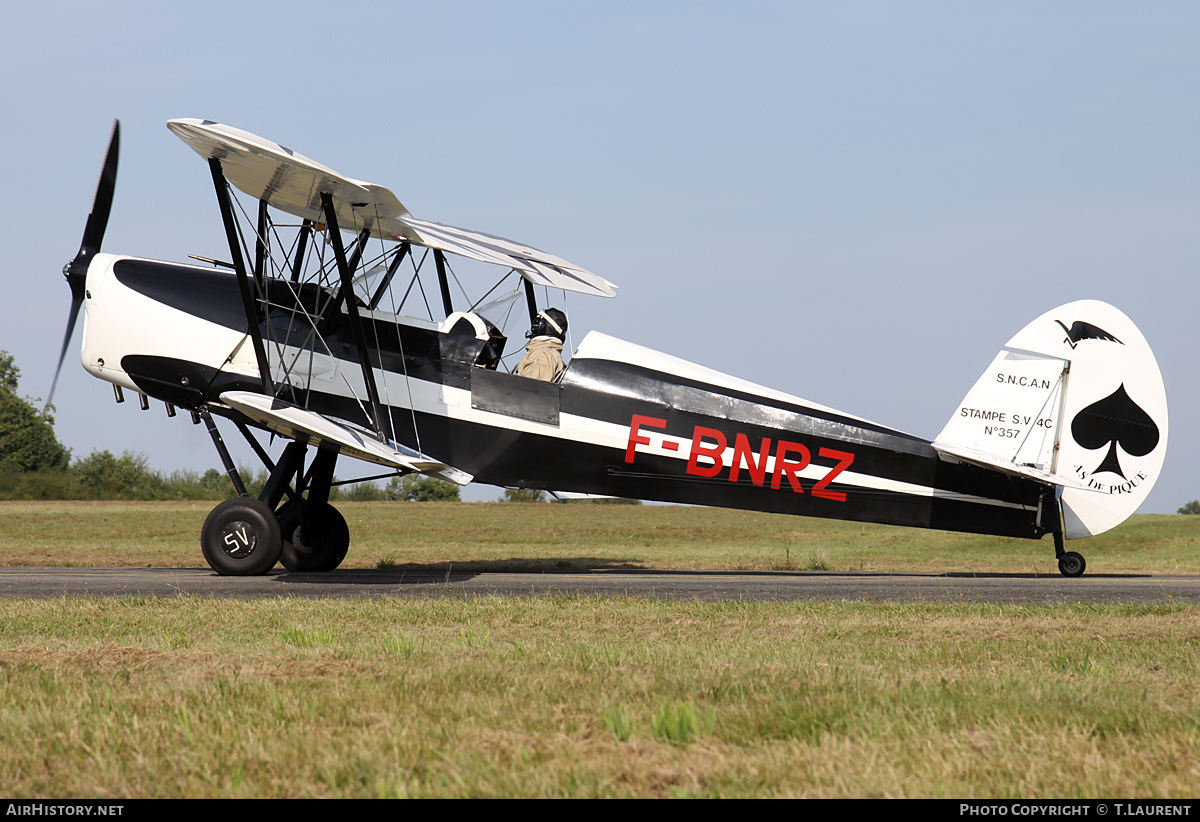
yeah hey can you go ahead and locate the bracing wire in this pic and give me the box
[221,186,575,461]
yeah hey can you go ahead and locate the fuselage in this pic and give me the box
[80,253,1052,540]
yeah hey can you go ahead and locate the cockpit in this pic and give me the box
[439,311,507,370]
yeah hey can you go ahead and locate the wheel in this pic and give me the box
[279,502,349,572]
[200,497,283,576]
[1058,551,1086,578]
[278,502,350,572]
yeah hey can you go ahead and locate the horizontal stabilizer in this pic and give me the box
[931,442,1094,492]
[168,118,616,298]
[220,391,472,485]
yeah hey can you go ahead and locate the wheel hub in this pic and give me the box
[218,520,259,558]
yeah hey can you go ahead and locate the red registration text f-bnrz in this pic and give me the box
[624,415,855,501]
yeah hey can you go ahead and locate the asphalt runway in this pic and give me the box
[1,566,1198,604]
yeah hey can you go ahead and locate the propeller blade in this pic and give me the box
[49,119,120,414]
[44,291,85,414]
[70,120,120,279]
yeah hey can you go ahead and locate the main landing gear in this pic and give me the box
[197,410,352,576]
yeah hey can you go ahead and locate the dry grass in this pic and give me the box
[0,596,1197,798]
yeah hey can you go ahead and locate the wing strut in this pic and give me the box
[369,243,410,310]
[254,199,269,290]
[523,279,539,327]
[208,158,275,396]
[290,220,312,284]
[434,250,453,316]
[317,227,372,333]
[320,192,388,444]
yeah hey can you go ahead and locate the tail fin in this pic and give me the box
[935,300,1167,539]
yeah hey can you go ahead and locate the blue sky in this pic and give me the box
[2,2,1197,515]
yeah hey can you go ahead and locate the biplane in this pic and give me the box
[53,119,1168,577]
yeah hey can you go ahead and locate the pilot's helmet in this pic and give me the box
[530,308,568,341]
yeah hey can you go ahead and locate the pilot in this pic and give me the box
[516,308,568,381]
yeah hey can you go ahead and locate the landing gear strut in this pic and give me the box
[1043,486,1086,578]
[1052,530,1087,578]
[198,409,350,576]
[276,447,350,572]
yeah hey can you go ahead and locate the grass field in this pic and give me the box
[0,502,1198,798]
[1,501,1198,575]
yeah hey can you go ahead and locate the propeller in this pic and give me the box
[46,120,120,413]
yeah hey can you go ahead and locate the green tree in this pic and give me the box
[0,352,71,472]
[199,467,229,493]
[71,449,166,498]
[386,473,461,502]
[1178,500,1200,515]
[335,480,389,502]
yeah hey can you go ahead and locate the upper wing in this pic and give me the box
[167,119,418,239]
[398,217,616,298]
[167,118,616,298]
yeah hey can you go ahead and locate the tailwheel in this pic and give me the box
[278,501,350,572]
[200,497,283,576]
[1058,551,1086,578]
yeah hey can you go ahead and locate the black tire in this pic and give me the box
[200,497,283,576]
[1058,551,1086,578]
[278,502,350,572]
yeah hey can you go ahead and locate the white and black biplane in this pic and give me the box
[53,120,1169,576]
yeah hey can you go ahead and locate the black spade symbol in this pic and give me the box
[1070,384,1160,479]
